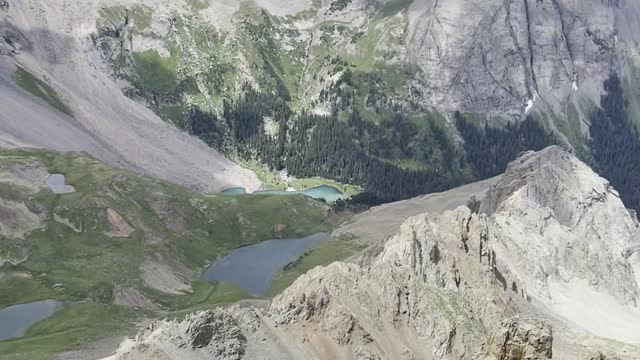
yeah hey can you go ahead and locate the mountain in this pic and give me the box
[107,146,640,359]
[4,1,640,359]
[3,0,640,203]
[81,0,640,122]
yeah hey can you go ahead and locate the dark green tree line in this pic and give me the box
[589,73,640,212]
[455,113,557,179]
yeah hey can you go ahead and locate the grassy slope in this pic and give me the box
[97,5,153,32]
[14,66,72,116]
[0,303,142,360]
[266,236,365,297]
[0,148,330,358]
[131,48,181,96]
[377,0,413,18]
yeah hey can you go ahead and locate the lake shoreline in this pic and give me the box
[201,232,331,296]
[222,185,346,203]
[0,300,63,341]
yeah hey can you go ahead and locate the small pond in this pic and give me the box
[300,185,345,203]
[0,300,63,341]
[222,187,247,195]
[44,174,75,194]
[202,232,330,296]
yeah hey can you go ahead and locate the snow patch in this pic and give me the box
[524,89,541,114]
[312,106,332,116]
[524,99,534,114]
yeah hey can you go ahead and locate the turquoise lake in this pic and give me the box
[222,185,345,203]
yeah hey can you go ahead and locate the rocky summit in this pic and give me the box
[104,148,640,359]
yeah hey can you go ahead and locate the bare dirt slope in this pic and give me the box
[0,0,260,193]
[333,176,501,244]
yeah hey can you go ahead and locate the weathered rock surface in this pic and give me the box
[317,0,640,120]
[406,0,625,118]
[480,147,640,343]
[109,309,248,360]
[105,147,640,359]
[105,208,134,237]
[112,286,157,310]
[478,317,553,360]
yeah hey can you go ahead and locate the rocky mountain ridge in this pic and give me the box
[104,147,640,359]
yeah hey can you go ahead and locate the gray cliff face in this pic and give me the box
[310,0,640,122]
[108,147,640,359]
[405,0,625,118]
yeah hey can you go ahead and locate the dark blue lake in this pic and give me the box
[0,300,63,341]
[202,233,330,295]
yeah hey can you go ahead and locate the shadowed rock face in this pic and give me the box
[105,147,640,360]
[315,0,640,119]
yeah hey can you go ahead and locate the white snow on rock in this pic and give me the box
[525,98,535,114]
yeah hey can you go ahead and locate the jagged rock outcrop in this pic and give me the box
[480,147,640,312]
[106,147,640,359]
[113,309,249,360]
[479,317,553,360]
[185,311,246,357]
[266,206,529,359]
